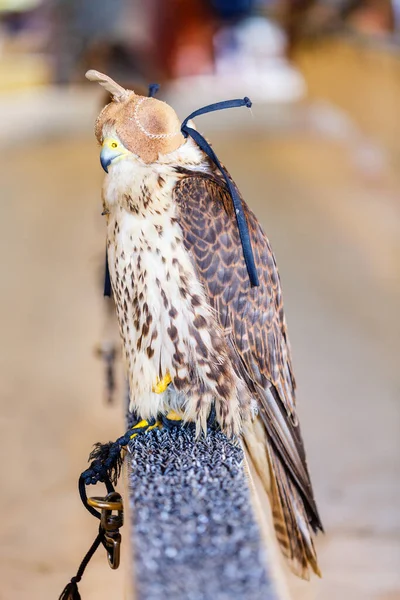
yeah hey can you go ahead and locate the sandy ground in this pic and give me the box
[0,40,399,600]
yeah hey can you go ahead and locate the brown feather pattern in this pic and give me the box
[174,171,323,578]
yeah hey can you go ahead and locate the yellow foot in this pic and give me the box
[152,372,172,394]
[165,410,182,421]
[130,419,161,439]
[161,410,183,429]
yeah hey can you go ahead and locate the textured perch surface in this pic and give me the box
[128,426,277,600]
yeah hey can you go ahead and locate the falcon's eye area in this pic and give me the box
[100,137,128,172]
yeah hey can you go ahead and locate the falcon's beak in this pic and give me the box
[100,137,130,173]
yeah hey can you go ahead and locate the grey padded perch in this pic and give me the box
[128,425,277,600]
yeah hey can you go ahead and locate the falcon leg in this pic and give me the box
[152,372,172,394]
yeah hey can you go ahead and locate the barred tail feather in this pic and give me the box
[242,421,321,581]
[267,444,321,580]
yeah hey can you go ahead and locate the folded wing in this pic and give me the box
[174,171,323,578]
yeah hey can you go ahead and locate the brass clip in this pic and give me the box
[88,492,124,569]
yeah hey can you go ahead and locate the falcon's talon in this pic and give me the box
[152,372,172,394]
[130,419,162,439]
[147,420,162,432]
[165,410,182,421]
[161,410,183,429]
[132,419,149,430]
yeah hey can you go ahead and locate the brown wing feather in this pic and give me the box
[174,172,323,577]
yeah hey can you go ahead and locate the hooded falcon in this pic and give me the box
[86,69,323,579]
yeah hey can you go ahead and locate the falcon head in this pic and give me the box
[86,70,185,171]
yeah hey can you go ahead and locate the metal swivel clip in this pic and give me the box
[88,492,124,569]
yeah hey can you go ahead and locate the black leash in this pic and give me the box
[59,527,105,600]
[103,247,112,298]
[180,97,259,287]
[58,406,219,598]
[58,420,154,599]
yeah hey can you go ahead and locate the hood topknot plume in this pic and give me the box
[85,69,185,163]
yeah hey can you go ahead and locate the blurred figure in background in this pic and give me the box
[51,0,124,83]
[157,0,306,103]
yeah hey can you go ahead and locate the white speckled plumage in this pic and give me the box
[103,137,244,434]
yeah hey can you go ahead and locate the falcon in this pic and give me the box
[86,69,323,579]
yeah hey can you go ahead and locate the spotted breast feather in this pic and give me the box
[104,163,250,437]
[174,171,323,579]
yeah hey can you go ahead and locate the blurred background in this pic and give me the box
[0,1,399,599]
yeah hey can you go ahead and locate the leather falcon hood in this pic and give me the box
[86,69,185,164]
